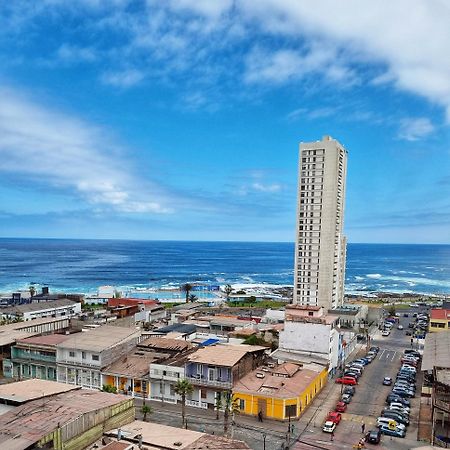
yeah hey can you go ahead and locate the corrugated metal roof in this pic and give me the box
[422,332,450,371]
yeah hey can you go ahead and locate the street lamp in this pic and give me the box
[262,432,266,450]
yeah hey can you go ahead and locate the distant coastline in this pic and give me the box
[0,239,449,296]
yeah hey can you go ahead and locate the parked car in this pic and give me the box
[341,393,352,404]
[335,401,347,412]
[322,421,336,433]
[390,402,410,413]
[403,313,409,317]
[382,410,409,425]
[366,428,382,444]
[326,411,342,424]
[336,376,357,385]
[376,417,406,430]
[379,424,406,438]
[383,377,392,386]
[398,325,404,330]
[370,346,380,353]
[343,386,355,396]
[382,330,390,336]
[404,349,420,358]
[344,371,360,379]
[386,394,410,407]
[386,405,410,417]
[392,388,414,398]
[406,330,412,336]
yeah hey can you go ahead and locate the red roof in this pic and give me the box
[17,334,71,346]
[431,309,450,320]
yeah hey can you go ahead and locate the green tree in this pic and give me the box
[188,294,198,303]
[247,296,257,304]
[101,384,117,394]
[141,401,152,422]
[174,379,194,428]
[224,284,233,301]
[387,305,396,317]
[181,283,193,304]
[222,390,240,436]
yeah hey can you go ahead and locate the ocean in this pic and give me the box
[0,239,449,296]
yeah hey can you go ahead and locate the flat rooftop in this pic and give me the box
[0,298,79,314]
[422,332,450,371]
[106,421,250,450]
[234,362,323,399]
[187,343,266,367]
[16,333,71,347]
[56,325,140,352]
[0,379,80,404]
[139,337,194,352]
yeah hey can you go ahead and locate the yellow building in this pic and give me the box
[429,309,450,333]
[233,361,327,421]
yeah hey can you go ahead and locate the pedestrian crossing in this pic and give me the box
[378,349,399,361]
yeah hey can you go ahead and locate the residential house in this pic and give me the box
[56,325,140,390]
[185,343,266,409]
[7,333,71,381]
[233,361,327,421]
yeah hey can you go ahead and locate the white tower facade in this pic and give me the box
[293,135,348,310]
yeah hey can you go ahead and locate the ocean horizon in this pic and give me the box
[0,238,449,296]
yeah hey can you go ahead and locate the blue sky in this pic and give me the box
[0,0,449,243]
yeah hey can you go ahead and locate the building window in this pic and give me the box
[239,399,245,410]
[69,351,75,357]
[285,404,297,418]
[92,354,99,361]
[431,322,445,328]
[82,352,86,359]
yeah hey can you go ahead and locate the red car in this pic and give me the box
[335,401,347,413]
[336,376,357,385]
[326,411,342,424]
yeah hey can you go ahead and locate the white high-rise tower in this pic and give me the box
[293,135,347,310]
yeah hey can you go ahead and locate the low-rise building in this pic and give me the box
[185,343,266,409]
[0,298,81,321]
[6,333,71,381]
[233,361,327,421]
[0,380,134,450]
[429,308,450,332]
[56,325,140,390]
[276,305,340,374]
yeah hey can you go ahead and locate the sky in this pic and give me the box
[0,0,449,244]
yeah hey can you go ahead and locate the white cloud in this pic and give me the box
[251,182,282,193]
[101,69,145,87]
[0,87,172,214]
[398,117,435,141]
[57,44,97,62]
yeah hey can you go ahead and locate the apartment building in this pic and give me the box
[0,298,81,321]
[56,325,140,390]
[185,344,266,409]
[294,135,347,310]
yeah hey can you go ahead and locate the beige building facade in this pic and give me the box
[294,135,348,310]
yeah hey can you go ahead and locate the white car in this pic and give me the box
[390,402,410,413]
[377,417,406,431]
[398,325,404,330]
[322,421,337,433]
[388,405,410,416]
[382,330,390,336]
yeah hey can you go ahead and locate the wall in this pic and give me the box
[235,368,327,420]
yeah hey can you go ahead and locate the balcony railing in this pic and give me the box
[12,351,56,363]
[186,375,232,389]
[186,399,208,409]
[434,398,450,414]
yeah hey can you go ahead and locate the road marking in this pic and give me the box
[391,351,397,361]
[379,349,386,359]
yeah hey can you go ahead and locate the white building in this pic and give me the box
[294,135,347,310]
[277,305,340,373]
[56,325,140,390]
[0,299,81,321]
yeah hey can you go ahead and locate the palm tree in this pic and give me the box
[223,390,240,436]
[141,401,152,422]
[29,286,36,297]
[224,284,233,302]
[188,294,198,303]
[174,379,194,428]
[181,283,193,303]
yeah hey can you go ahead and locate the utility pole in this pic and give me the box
[262,432,266,450]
